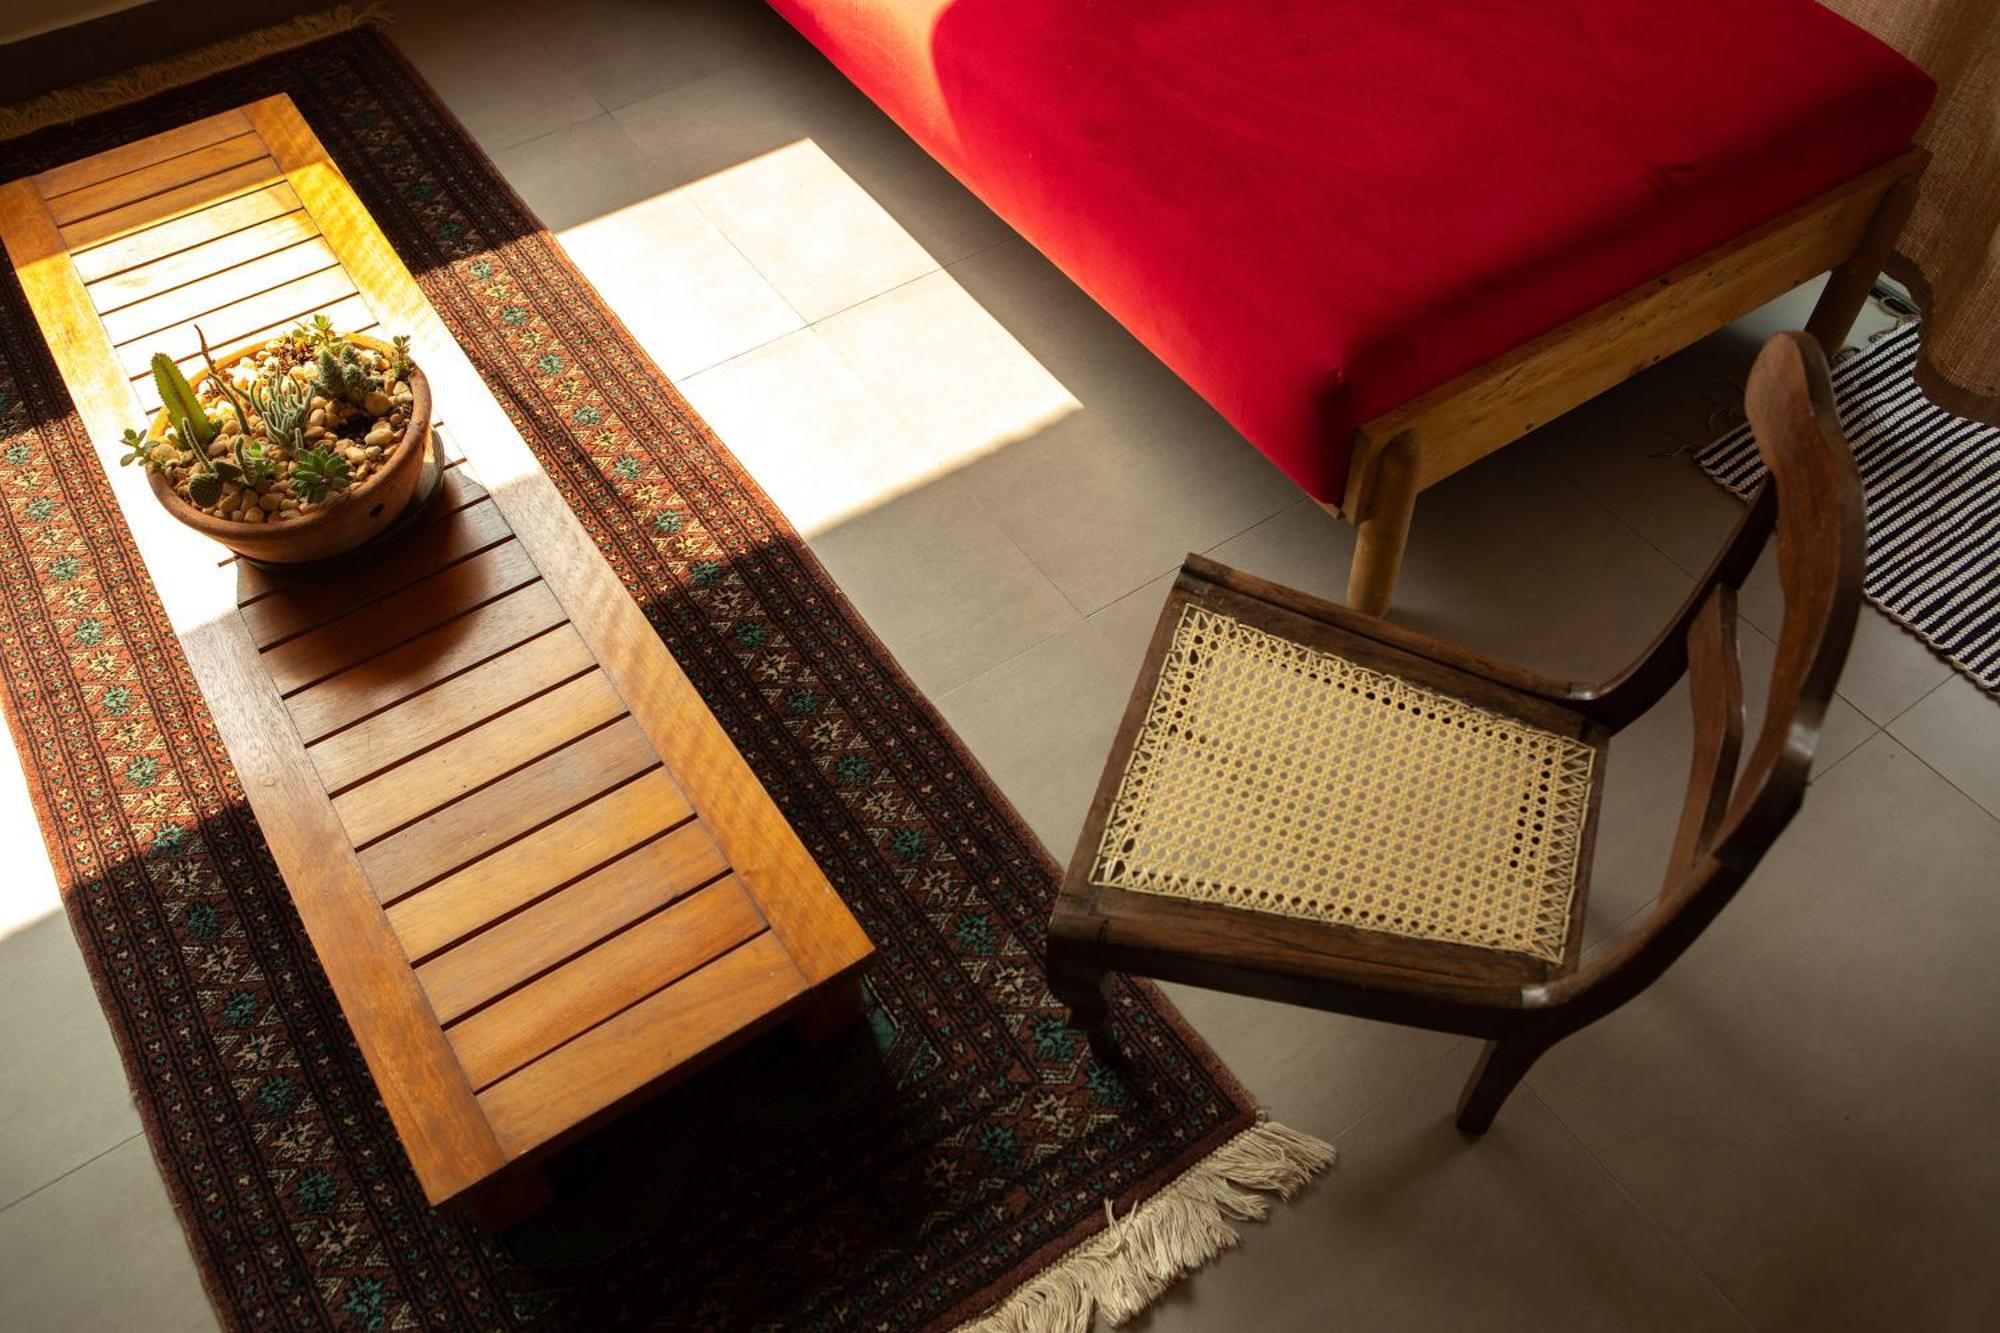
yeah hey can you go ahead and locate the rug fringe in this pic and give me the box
[0,3,389,142]
[958,1118,1336,1332]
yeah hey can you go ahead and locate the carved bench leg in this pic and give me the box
[1454,1034,1552,1136]
[794,972,866,1046]
[1805,173,1919,358]
[1345,431,1420,617]
[465,1164,552,1231]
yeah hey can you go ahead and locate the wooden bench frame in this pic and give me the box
[0,94,873,1225]
[1333,148,1926,614]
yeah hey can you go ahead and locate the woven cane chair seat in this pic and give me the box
[1089,606,1597,964]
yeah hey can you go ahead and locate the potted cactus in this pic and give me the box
[120,317,432,564]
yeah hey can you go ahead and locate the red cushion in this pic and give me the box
[768,0,1932,502]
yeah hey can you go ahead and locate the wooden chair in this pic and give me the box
[1047,332,1863,1133]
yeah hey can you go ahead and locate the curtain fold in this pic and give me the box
[1823,0,1999,425]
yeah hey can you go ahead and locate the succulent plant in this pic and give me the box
[125,326,412,526]
[249,368,312,451]
[314,341,376,408]
[290,445,352,504]
[150,353,218,455]
[117,427,157,471]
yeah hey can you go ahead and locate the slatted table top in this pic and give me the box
[0,94,872,1212]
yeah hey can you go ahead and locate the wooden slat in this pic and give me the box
[36,109,253,200]
[1666,589,1745,884]
[130,292,375,412]
[238,464,489,607]
[60,158,284,251]
[240,491,510,647]
[283,580,569,743]
[307,624,596,792]
[334,670,629,845]
[478,932,807,1159]
[88,209,320,314]
[447,878,765,1090]
[357,717,659,902]
[46,132,269,227]
[101,235,339,345]
[387,768,697,957]
[74,182,302,283]
[417,821,731,1023]
[113,261,356,376]
[242,95,874,994]
[261,540,541,696]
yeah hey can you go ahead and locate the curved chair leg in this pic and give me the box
[1048,951,1119,1063]
[1345,431,1420,616]
[1455,1035,1551,1136]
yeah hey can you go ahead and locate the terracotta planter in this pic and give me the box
[145,333,433,565]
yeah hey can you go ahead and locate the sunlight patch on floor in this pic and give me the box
[554,139,1079,537]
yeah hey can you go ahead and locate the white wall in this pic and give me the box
[2,0,150,45]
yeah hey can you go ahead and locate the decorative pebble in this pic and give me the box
[362,390,392,417]
[259,492,283,512]
[242,506,266,524]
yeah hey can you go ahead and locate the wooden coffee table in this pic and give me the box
[0,95,873,1224]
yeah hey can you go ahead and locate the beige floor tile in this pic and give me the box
[805,473,1078,698]
[818,269,1295,611]
[948,237,1162,368]
[1888,672,2000,817]
[0,912,142,1209]
[680,328,936,537]
[556,188,802,380]
[388,1,601,155]
[1139,1051,1750,1333]
[0,1136,216,1333]
[935,618,1132,861]
[680,137,940,323]
[1531,733,2000,1333]
[613,42,1010,270]
[814,270,1083,472]
[489,115,675,235]
[513,0,794,113]
[1207,445,1695,686]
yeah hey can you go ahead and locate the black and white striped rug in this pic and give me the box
[1700,323,1998,696]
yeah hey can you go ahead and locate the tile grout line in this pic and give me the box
[0,1130,144,1215]
[1519,1082,1765,1333]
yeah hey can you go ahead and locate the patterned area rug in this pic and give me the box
[1701,322,1999,696]
[0,25,1327,1332]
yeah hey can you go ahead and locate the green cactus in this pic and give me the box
[150,353,218,453]
[249,369,312,452]
[187,471,223,508]
[314,341,375,408]
[290,445,352,503]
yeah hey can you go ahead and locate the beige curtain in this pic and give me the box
[1822,0,1999,424]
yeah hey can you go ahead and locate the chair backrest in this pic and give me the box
[1545,333,1864,1009]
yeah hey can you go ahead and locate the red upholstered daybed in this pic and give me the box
[768,0,1933,611]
